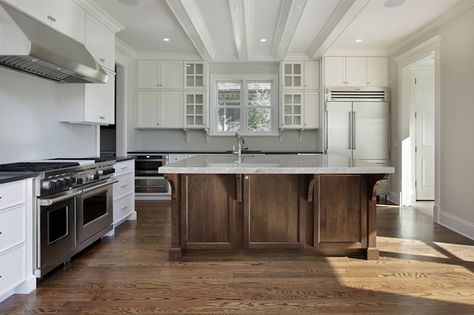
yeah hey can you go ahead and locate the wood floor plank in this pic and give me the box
[0,200,473,314]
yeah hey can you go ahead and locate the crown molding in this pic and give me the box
[135,52,203,61]
[116,39,137,60]
[285,52,311,61]
[74,0,124,33]
[389,0,474,56]
[324,48,389,57]
[165,0,216,61]
[308,0,369,60]
[272,0,308,61]
[229,0,248,61]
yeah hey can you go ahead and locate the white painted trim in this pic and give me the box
[324,48,389,57]
[135,52,203,61]
[165,0,216,61]
[308,0,369,59]
[438,208,474,240]
[388,191,401,205]
[393,36,441,224]
[285,53,311,61]
[74,0,124,33]
[390,0,474,55]
[229,0,248,61]
[116,39,137,60]
[272,0,308,60]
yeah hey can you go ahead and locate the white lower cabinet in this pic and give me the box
[112,160,135,227]
[0,179,35,303]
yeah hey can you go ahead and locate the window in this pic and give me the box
[211,75,278,135]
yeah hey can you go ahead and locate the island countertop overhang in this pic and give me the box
[159,154,395,175]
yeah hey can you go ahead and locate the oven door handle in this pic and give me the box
[81,179,119,194]
[39,190,83,206]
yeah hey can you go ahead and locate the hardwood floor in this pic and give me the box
[1,201,473,314]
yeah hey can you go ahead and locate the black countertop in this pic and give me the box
[128,151,324,155]
[0,172,38,185]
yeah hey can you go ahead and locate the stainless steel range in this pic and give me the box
[0,160,117,277]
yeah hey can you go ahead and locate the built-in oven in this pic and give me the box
[76,180,115,245]
[38,189,81,272]
[133,154,171,196]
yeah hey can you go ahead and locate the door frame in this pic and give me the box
[394,36,441,221]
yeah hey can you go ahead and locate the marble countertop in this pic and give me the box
[159,154,395,175]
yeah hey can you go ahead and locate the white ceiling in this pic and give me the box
[94,0,468,60]
[330,0,463,51]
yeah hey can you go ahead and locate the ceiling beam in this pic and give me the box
[307,0,369,60]
[228,0,248,60]
[165,0,216,61]
[272,0,308,61]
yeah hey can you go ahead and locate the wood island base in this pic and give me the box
[165,173,386,261]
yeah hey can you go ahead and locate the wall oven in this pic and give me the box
[132,154,170,197]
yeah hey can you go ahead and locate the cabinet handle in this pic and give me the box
[120,184,128,189]
[99,116,105,120]
[121,167,128,171]
[121,206,128,211]
[307,179,316,202]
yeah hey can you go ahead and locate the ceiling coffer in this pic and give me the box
[0,2,107,83]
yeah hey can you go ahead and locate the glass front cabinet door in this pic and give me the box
[281,92,303,129]
[281,62,304,89]
[184,62,208,89]
[184,92,207,128]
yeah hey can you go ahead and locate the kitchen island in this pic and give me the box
[159,154,394,260]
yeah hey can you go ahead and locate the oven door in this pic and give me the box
[135,176,170,194]
[39,192,78,268]
[135,155,167,177]
[76,180,115,245]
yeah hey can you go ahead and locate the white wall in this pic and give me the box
[127,62,322,152]
[391,6,474,239]
[0,67,97,163]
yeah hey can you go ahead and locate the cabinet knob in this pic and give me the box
[100,58,105,63]
[156,123,160,126]
[99,116,105,120]
[47,15,56,22]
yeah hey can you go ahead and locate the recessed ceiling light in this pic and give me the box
[355,39,363,43]
[118,0,140,6]
[163,38,170,42]
[384,0,405,8]
[260,38,267,43]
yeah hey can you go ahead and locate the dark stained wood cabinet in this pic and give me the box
[180,174,240,249]
[243,175,306,249]
[312,175,368,250]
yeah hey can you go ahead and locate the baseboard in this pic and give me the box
[127,211,137,221]
[0,276,37,303]
[438,209,474,240]
[388,191,400,205]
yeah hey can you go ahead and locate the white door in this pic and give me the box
[137,61,161,89]
[304,91,319,129]
[366,57,389,87]
[161,61,183,89]
[159,92,183,128]
[136,92,158,128]
[324,57,345,86]
[413,69,435,200]
[326,101,352,158]
[345,57,366,87]
[352,102,389,160]
[304,61,319,90]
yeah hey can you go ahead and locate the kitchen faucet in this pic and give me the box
[232,133,247,158]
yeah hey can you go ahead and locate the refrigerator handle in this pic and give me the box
[352,111,356,150]
[348,111,352,150]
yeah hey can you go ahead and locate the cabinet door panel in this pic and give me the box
[137,61,160,89]
[84,84,100,123]
[136,92,158,128]
[161,61,183,89]
[243,175,302,248]
[324,57,345,86]
[182,175,238,248]
[345,57,366,87]
[159,92,182,128]
[314,175,367,247]
[46,0,85,43]
[367,57,389,87]
[85,14,101,64]
[304,91,319,129]
[304,61,319,90]
[4,0,46,21]
[99,72,115,124]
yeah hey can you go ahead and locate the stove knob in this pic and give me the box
[50,180,58,189]
[88,174,95,181]
[64,178,71,185]
[42,181,52,190]
[94,174,100,180]
[70,177,77,184]
[98,169,105,176]
[76,178,83,185]
[57,179,65,187]
[110,168,115,174]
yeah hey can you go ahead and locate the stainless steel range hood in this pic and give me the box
[0,2,108,83]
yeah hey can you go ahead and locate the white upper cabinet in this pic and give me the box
[366,57,389,87]
[324,57,345,87]
[3,0,46,21]
[303,61,320,90]
[85,14,115,71]
[136,92,183,128]
[281,62,304,90]
[324,56,389,87]
[281,92,303,128]
[98,71,115,124]
[304,91,320,129]
[45,0,85,43]
[345,57,366,87]
[184,62,208,89]
[184,91,207,128]
[137,60,183,89]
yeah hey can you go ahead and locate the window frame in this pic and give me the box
[210,74,279,136]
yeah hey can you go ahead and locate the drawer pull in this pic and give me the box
[121,206,128,211]
[121,167,128,170]
[120,185,128,189]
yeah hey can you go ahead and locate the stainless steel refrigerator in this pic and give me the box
[326,88,389,161]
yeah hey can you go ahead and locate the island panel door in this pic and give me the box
[313,175,368,249]
[243,175,304,249]
[181,174,240,249]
